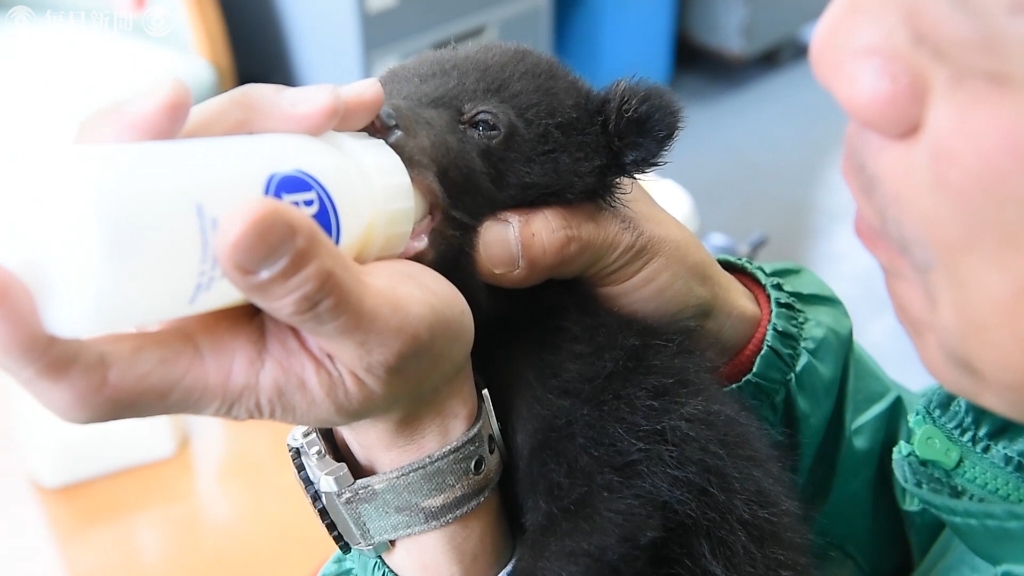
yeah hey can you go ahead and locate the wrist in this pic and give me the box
[716,270,771,384]
[383,490,514,576]
[706,267,763,364]
[332,367,515,575]
[334,365,479,477]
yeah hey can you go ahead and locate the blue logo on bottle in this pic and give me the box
[265,170,341,244]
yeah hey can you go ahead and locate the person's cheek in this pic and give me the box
[925,88,1024,239]
[919,90,1024,328]
[909,89,1024,410]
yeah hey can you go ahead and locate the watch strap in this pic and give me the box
[288,390,506,556]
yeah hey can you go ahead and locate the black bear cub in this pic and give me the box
[367,42,812,575]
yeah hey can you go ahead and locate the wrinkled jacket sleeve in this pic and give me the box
[719,257,942,574]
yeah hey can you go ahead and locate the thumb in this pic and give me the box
[475,205,621,288]
[216,199,368,340]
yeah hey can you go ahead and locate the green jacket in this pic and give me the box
[320,258,1024,576]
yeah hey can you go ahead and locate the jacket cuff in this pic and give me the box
[317,545,517,576]
[317,551,394,576]
[717,271,771,384]
[715,256,806,429]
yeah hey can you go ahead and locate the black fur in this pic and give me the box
[374,42,812,575]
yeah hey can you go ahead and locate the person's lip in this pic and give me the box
[842,130,897,265]
[853,208,909,273]
[840,129,869,206]
[853,208,885,254]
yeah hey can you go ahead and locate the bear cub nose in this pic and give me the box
[363,105,401,142]
[378,105,399,130]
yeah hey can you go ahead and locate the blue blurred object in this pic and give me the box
[555,0,680,88]
[702,231,769,260]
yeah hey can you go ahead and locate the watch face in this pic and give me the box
[288,445,352,554]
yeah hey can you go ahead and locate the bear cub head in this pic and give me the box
[365,42,683,309]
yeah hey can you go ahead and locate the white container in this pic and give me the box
[1,374,186,490]
[0,131,425,340]
[635,172,701,233]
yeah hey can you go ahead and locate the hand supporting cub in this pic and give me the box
[474,178,762,366]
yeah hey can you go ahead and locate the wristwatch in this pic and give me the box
[286,389,506,557]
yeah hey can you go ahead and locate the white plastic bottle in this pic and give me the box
[0,131,426,339]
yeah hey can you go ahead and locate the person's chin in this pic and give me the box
[880,264,944,381]
[883,276,993,419]
[884,272,921,334]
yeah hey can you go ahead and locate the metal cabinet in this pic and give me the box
[679,0,826,62]
[220,0,554,87]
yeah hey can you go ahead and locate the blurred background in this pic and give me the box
[0,1,933,575]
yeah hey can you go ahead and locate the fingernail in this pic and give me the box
[480,217,521,274]
[337,77,382,99]
[232,216,297,279]
[283,84,337,112]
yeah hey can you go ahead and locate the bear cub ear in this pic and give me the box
[600,79,683,178]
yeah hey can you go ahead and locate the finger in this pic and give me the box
[74,79,193,143]
[0,268,57,383]
[0,266,238,422]
[331,78,387,132]
[215,199,369,341]
[180,78,384,138]
[474,203,627,288]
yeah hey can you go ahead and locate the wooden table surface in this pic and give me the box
[1,412,338,576]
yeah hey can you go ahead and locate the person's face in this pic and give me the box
[809,0,1024,422]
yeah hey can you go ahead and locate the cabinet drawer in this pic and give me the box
[365,0,553,77]
[362,0,516,49]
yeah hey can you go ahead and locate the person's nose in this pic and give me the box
[808,0,928,140]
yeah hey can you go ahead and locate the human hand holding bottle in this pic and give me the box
[0,79,511,575]
[0,79,476,439]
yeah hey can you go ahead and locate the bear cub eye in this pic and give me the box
[466,111,502,140]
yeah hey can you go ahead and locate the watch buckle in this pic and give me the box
[287,425,393,556]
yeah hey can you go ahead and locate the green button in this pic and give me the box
[912,424,962,470]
